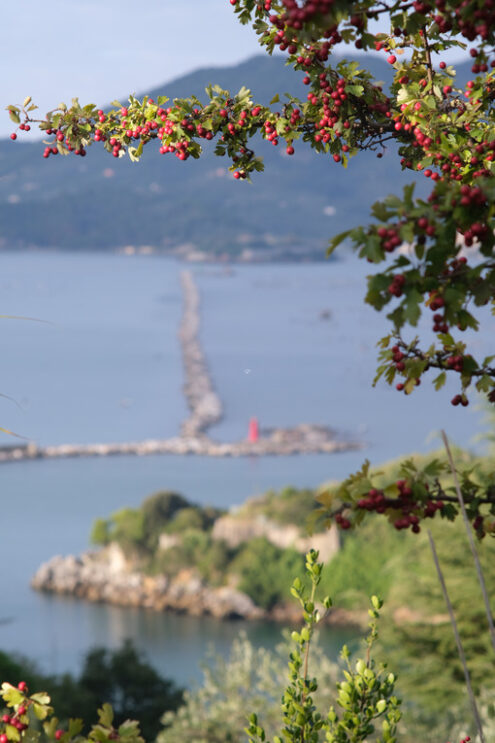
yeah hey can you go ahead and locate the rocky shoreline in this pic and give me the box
[31,547,367,627]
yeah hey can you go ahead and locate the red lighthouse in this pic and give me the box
[248,417,259,443]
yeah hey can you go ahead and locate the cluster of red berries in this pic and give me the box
[446,354,464,372]
[353,480,447,533]
[280,0,335,26]
[377,224,402,252]
[334,512,351,530]
[451,393,469,407]
[0,682,29,742]
[432,313,449,334]
[428,292,445,312]
[264,119,279,147]
[391,345,406,373]
[9,122,31,141]
[388,274,405,298]
[462,220,490,246]
[357,488,387,513]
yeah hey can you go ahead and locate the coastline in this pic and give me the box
[31,548,367,628]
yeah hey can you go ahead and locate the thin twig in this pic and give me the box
[422,26,434,88]
[441,430,495,654]
[427,530,485,743]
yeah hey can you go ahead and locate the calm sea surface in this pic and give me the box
[0,252,492,686]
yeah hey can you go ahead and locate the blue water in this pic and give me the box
[0,252,492,686]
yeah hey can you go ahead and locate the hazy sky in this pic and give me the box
[1,0,260,138]
[2,1,469,139]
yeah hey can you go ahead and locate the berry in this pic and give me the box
[10,133,17,141]
[387,55,397,64]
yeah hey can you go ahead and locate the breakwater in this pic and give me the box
[179,270,223,438]
[0,271,361,464]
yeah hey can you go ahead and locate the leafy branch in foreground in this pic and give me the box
[247,549,402,743]
[0,683,143,743]
[7,0,495,406]
[314,450,495,537]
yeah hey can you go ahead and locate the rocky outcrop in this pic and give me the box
[31,547,263,621]
[211,515,340,563]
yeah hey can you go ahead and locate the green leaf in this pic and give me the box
[30,693,51,705]
[270,93,280,104]
[68,719,83,738]
[9,110,20,124]
[33,704,50,721]
[6,725,20,741]
[371,595,383,610]
[404,288,423,326]
[433,372,446,390]
[376,699,387,714]
[327,230,352,256]
[97,703,114,728]
[2,683,23,706]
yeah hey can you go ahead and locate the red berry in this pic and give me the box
[387,55,397,64]
[55,732,63,741]
[17,682,27,692]
[10,133,17,141]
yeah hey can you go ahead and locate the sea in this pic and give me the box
[0,251,492,687]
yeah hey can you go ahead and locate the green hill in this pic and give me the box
[0,54,472,259]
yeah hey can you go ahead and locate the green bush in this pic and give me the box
[232,538,305,610]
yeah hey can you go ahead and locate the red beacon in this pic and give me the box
[248,417,259,443]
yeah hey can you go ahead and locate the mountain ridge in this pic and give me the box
[0,54,471,260]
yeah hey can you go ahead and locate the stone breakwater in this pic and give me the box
[0,271,362,464]
[179,270,223,438]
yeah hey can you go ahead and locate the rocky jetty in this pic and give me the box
[179,270,223,438]
[0,271,362,465]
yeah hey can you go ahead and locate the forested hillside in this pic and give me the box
[0,53,462,259]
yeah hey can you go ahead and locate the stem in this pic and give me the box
[441,430,495,655]
[422,26,434,89]
[300,581,316,743]
[427,530,485,743]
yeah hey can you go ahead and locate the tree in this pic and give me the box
[7,1,495,537]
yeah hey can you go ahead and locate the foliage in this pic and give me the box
[247,550,402,743]
[319,519,403,609]
[0,641,182,743]
[314,447,495,537]
[90,491,224,554]
[232,538,305,610]
[236,487,324,530]
[159,631,338,743]
[379,518,495,727]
